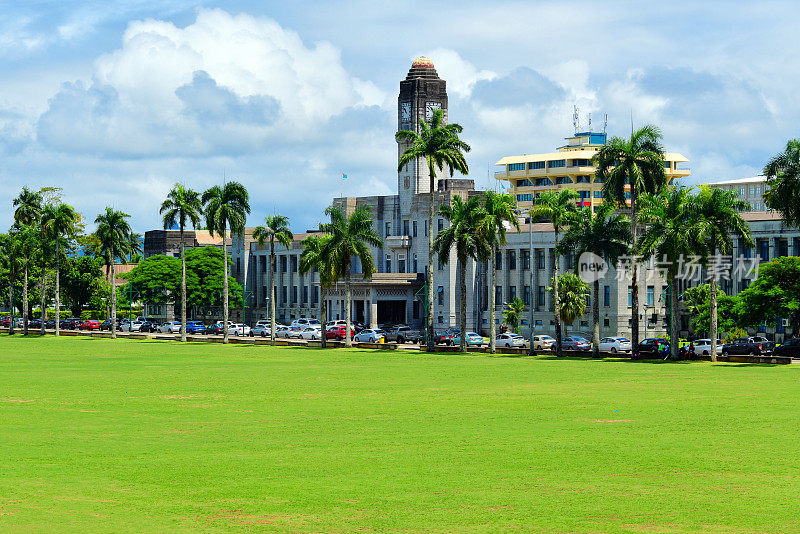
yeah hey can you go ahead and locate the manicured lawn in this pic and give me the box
[1,335,799,533]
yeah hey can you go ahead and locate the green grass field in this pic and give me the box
[1,336,799,533]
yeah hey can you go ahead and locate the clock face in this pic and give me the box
[425,101,442,121]
[400,102,411,122]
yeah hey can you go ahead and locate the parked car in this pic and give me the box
[227,324,251,336]
[774,338,800,358]
[384,325,424,344]
[496,333,526,348]
[326,325,355,340]
[299,327,322,340]
[204,323,225,335]
[722,336,774,356]
[250,324,270,337]
[274,325,292,338]
[157,321,183,334]
[599,336,632,353]
[185,321,206,334]
[139,321,159,333]
[61,318,82,330]
[692,339,724,356]
[451,332,484,347]
[99,319,116,331]
[120,320,144,332]
[290,318,321,329]
[354,329,386,343]
[634,338,669,358]
[562,336,591,351]
[531,335,555,350]
[433,328,460,345]
[79,319,102,331]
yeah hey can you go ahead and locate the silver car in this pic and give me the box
[354,329,386,343]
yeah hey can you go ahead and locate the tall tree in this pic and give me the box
[594,124,667,351]
[529,189,579,357]
[552,272,590,336]
[502,297,526,335]
[637,188,702,360]
[476,191,519,354]
[41,203,80,336]
[735,257,800,335]
[252,215,293,342]
[433,194,489,352]
[0,233,23,334]
[12,187,43,334]
[561,202,631,358]
[202,181,250,344]
[299,234,335,348]
[396,108,470,351]
[763,139,800,227]
[93,207,136,339]
[320,205,382,347]
[160,183,203,342]
[691,185,753,361]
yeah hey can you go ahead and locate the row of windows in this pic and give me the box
[509,159,676,173]
[385,219,427,237]
[278,285,319,305]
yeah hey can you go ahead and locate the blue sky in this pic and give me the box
[1,1,798,233]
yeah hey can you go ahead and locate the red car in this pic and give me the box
[79,319,102,331]
[325,325,355,340]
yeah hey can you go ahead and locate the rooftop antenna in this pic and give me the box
[603,113,608,134]
[573,105,580,134]
[588,113,592,132]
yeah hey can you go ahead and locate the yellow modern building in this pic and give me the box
[494,131,690,210]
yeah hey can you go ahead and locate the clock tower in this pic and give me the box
[397,57,449,204]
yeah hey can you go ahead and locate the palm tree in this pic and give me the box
[433,194,489,352]
[42,203,80,336]
[552,272,590,336]
[252,215,293,343]
[320,205,382,347]
[594,124,667,351]
[763,139,800,226]
[529,189,579,357]
[691,185,753,361]
[160,184,203,342]
[396,108,470,350]
[94,208,136,339]
[502,297,526,335]
[299,234,335,348]
[637,188,702,360]
[560,202,630,358]
[476,191,519,354]
[202,182,250,344]
[0,233,22,334]
[13,187,43,334]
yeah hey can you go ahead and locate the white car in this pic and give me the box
[250,324,270,337]
[291,318,321,329]
[121,320,144,332]
[599,336,632,353]
[227,324,251,336]
[532,335,556,350]
[497,333,526,348]
[299,327,322,340]
[158,321,183,334]
[354,329,386,343]
[693,339,724,356]
[287,326,306,339]
[275,325,292,338]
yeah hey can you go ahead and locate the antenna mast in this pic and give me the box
[573,105,580,134]
[588,113,592,132]
[603,113,608,134]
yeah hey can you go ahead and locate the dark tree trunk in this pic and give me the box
[553,230,563,357]
[459,258,467,352]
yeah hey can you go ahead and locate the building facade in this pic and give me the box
[706,176,768,211]
[228,58,797,342]
[494,131,690,210]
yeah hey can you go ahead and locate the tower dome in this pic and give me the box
[412,56,434,68]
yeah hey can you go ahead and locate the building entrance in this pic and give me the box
[377,300,406,326]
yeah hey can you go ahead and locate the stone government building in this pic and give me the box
[142,57,798,341]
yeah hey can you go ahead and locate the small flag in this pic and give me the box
[342,172,347,180]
